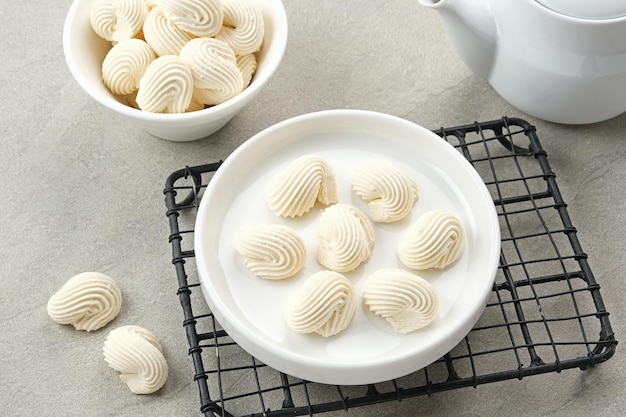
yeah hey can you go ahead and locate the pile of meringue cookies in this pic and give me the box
[90,0,264,113]
[235,155,466,337]
[47,272,168,394]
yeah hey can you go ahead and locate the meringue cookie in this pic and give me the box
[47,272,122,332]
[267,155,337,218]
[102,38,156,95]
[136,55,194,113]
[317,204,375,272]
[158,0,223,38]
[398,209,465,270]
[90,0,148,42]
[235,224,306,280]
[352,159,419,223]
[179,37,244,104]
[142,6,194,56]
[236,53,257,89]
[103,325,168,394]
[285,271,356,337]
[215,0,265,55]
[363,269,439,333]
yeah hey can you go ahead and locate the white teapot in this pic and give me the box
[418,0,626,124]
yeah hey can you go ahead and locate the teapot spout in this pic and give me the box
[418,0,497,80]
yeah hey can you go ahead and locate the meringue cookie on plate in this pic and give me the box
[363,268,439,334]
[267,155,337,218]
[235,223,306,280]
[352,158,419,223]
[398,209,465,270]
[285,271,356,337]
[317,203,375,273]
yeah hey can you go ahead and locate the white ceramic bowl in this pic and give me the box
[194,110,501,385]
[63,0,288,142]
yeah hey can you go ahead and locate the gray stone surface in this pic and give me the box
[1,1,624,416]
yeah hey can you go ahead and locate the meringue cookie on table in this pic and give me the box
[103,325,168,394]
[47,271,122,332]
[285,271,356,337]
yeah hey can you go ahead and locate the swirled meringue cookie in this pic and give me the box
[215,0,265,55]
[103,325,168,394]
[363,269,439,334]
[267,155,337,218]
[398,209,465,270]
[285,271,356,337]
[179,38,244,105]
[237,53,257,89]
[102,38,156,95]
[317,204,375,272]
[136,55,194,113]
[47,272,122,332]
[352,159,419,223]
[143,6,194,56]
[159,0,223,38]
[90,0,148,42]
[235,224,306,280]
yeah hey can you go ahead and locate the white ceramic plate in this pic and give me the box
[194,110,500,385]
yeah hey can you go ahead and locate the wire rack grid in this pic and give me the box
[163,117,616,417]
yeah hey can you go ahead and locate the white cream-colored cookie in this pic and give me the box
[179,37,244,105]
[90,0,148,42]
[398,209,465,270]
[267,155,337,218]
[285,271,356,337]
[236,53,257,89]
[102,38,156,95]
[363,268,439,334]
[47,272,122,332]
[352,158,418,223]
[235,224,306,280]
[317,203,375,272]
[142,6,194,56]
[215,0,264,55]
[136,55,194,113]
[103,325,168,394]
[158,0,223,37]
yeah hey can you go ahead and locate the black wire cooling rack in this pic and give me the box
[164,117,617,417]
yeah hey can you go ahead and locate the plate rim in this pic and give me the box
[194,109,501,384]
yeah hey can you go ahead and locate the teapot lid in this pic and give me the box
[536,0,626,19]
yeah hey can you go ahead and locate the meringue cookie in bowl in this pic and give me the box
[352,158,419,223]
[159,0,223,38]
[216,0,265,55]
[398,209,465,270]
[101,38,155,95]
[90,0,147,42]
[363,269,439,334]
[235,223,306,280]
[285,271,356,337]
[47,271,122,332]
[135,55,194,113]
[103,325,168,394]
[63,0,288,141]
